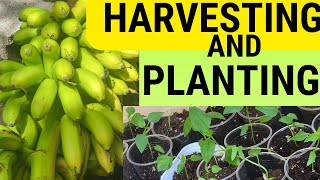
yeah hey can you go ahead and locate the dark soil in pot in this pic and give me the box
[298,106,320,125]
[198,158,237,179]
[173,153,201,180]
[124,156,140,180]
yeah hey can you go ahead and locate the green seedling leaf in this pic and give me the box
[289,131,310,142]
[231,146,238,161]
[279,116,293,125]
[183,117,192,137]
[211,165,222,173]
[224,146,241,166]
[240,124,249,136]
[126,107,135,118]
[292,122,304,128]
[207,112,226,120]
[181,155,187,162]
[259,116,272,123]
[199,138,215,163]
[157,155,173,171]
[256,106,278,117]
[198,178,206,180]
[131,113,145,128]
[317,127,320,134]
[223,106,244,114]
[305,133,320,142]
[135,134,148,153]
[248,149,261,157]
[177,163,185,174]
[147,112,164,123]
[190,154,203,161]
[287,113,298,120]
[237,146,245,159]
[154,145,165,154]
[307,150,316,166]
[189,107,211,134]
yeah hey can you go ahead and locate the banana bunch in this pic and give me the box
[0,0,138,179]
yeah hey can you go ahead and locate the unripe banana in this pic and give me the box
[94,51,125,70]
[41,22,61,40]
[73,48,106,79]
[0,90,16,102]
[13,163,27,180]
[62,18,82,37]
[18,7,45,21]
[60,115,83,176]
[58,81,84,121]
[113,133,123,166]
[42,39,61,78]
[52,1,70,19]
[20,44,42,65]
[87,150,100,171]
[56,173,64,180]
[11,64,46,90]
[20,112,40,149]
[91,135,115,174]
[71,68,105,102]
[79,128,90,180]
[61,37,79,61]
[71,0,86,23]
[13,27,39,45]
[27,10,52,28]
[82,22,86,29]
[53,59,74,81]
[22,168,30,180]
[78,29,93,49]
[30,35,45,54]
[0,151,18,180]
[2,91,27,127]
[86,103,123,134]
[31,78,57,120]
[20,22,28,29]
[119,50,139,59]
[106,74,130,95]
[0,60,25,75]
[0,72,15,91]
[81,109,114,150]
[56,156,77,180]
[0,125,23,150]
[111,60,139,82]
[105,86,122,112]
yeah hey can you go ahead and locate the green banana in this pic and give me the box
[13,163,27,180]
[73,48,106,79]
[56,156,77,180]
[81,109,114,150]
[94,51,125,70]
[20,44,42,65]
[18,7,45,21]
[62,18,82,37]
[2,91,27,127]
[71,68,105,102]
[0,60,25,75]
[61,37,79,61]
[0,90,16,102]
[22,168,30,180]
[0,125,23,150]
[0,72,15,91]
[79,128,90,180]
[13,27,39,45]
[30,35,45,54]
[111,60,139,82]
[42,39,61,78]
[60,115,83,176]
[91,135,115,174]
[56,173,63,180]
[20,22,28,29]
[86,103,123,134]
[105,86,122,112]
[58,81,84,121]
[27,10,52,28]
[106,74,130,95]
[53,59,74,81]
[31,78,57,120]
[82,22,86,29]
[20,113,40,149]
[113,134,123,166]
[78,29,93,48]
[41,22,61,40]
[0,151,18,180]
[11,64,46,90]
[119,50,139,59]
[52,1,70,19]
[71,0,86,23]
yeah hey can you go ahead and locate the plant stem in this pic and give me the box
[288,125,298,146]
[184,165,190,180]
[246,106,256,144]
[242,157,269,179]
[147,142,154,159]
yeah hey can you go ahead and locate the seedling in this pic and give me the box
[278,113,307,145]
[304,127,320,172]
[207,106,226,123]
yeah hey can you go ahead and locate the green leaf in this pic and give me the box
[305,133,320,142]
[240,124,249,136]
[223,106,244,114]
[307,150,316,166]
[183,117,192,137]
[199,138,215,163]
[289,131,310,142]
[317,127,320,134]
[190,154,203,161]
[135,134,148,153]
[181,155,187,162]
[189,107,211,134]
[256,106,278,117]
[207,112,226,120]
[279,116,293,125]
[131,113,145,128]
[154,145,165,154]
[292,122,304,128]
[237,146,245,159]
[224,146,241,166]
[287,113,298,120]
[157,155,173,171]
[231,146,238,161]
[248,149,261,157]
[147,112,164,123]
[126,107,135,118]
[259,116,272,123]
[211,165,222,173]
[177,163,184,174]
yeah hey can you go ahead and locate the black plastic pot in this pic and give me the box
[123,142,141,180]
[127,134,173,180]
[236,152,286,180]
[312,112,320,131]
[298,106,320,125]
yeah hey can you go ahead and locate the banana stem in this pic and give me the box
[246,106,256,144]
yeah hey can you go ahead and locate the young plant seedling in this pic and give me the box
[207,106,226,123]
[304,127,320,172]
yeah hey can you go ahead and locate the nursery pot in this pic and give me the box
[298,106,320,125]
[236,152,286,180]
[224,123,272,150]
[123,123,152,146]
[285,147,320,180]
[311,112,320,132]
[124,142,128,155]
[267,123,315,159]
[123,141,140,180]
[127,134,173,180]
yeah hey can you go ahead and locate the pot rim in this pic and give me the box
[267,123,316,159]
[126,134,173,167]
[297,106,320,111]
[311,112,320,132]
[224,123,273,150]
[210,112,237,129]
[123,142,129,155]
[236,152,286,180]
[238,107,280,120]
[196,157,236,180]
[123,123,153,143]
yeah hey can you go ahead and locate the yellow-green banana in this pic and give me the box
[13,163,27,180]
[94,51,125,70]
[0,90,16,102]
[106,74,130,95]
[82,22,86,29]
[58,81,84,121]
[81,109,114,150]
[71,0,86,23]
[27,10,52,28]
[56,156,77,180]
[111,60,139,82]
[78,29,93,49]
[79,128,90,180]
[91,135,115,174]
[18,7,45,21]
[0,151,18,180]
[20,44,42,66]
[86,103,123,134]
[42,39,61,78]
[30,35,45,54]
[71,68,105,102]
[0,60,25,75]
[11,64,46,90]
[104,86,122,112]
[41,22,61,40]
[13,27,40,45]
[61,37,79,61]
[60,115,83,176]
[119,50,139,60]
[52,1,70,19]
[53,59,74,81]
[20,113,40,150]
[2,91,27,127]
[113,134,123,166]
[0,125,23,150]
[20,22,28,29]
[22,168,30,180]
[62,18,82,37]
[0,72,15,91]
